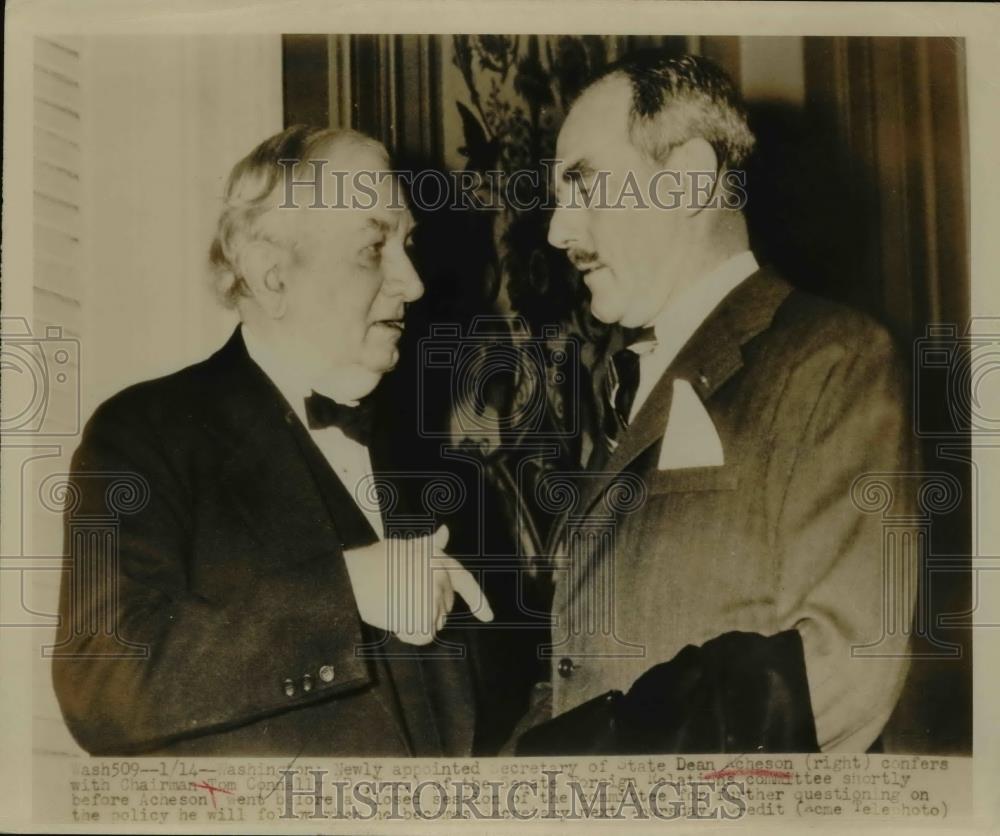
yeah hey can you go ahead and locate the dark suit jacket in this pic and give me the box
[52,327,474,756]
[526,267,917,753]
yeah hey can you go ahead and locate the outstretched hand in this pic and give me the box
[343,524,494,645]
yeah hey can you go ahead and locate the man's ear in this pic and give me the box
[670,137,720,216]
[239,240,288,319]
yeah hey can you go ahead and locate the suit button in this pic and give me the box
[302,674,314,693]
[318,664,336,683]
[282,678,296,697]
[557,657,575,678]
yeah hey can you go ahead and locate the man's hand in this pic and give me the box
[343,525,493,645]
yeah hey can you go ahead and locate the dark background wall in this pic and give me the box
[282,34,972,755]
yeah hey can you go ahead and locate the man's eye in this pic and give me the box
[565,170,591,199]
[361,242,384,263]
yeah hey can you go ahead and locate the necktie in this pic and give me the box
[304,391,375,447]
[602,326,656,450]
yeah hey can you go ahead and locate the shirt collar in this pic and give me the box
[646,250,759,354]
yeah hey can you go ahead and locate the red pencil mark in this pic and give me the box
[192,781,233,808]
[702,768,793,781]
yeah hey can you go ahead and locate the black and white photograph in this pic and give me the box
[2,1,998,831]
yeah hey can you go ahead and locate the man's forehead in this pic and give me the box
[312,137,387,173]
[557,76,632,163]
[334,168,413,225]
[294,198,411,244]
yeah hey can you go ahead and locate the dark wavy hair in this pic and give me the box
[594,51,756,172]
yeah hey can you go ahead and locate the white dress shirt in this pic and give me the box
[628,250,759,422]
[243,328,384,540]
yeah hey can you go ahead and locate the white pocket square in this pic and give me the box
[657,379,724,470]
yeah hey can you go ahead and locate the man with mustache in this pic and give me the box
[53,125,492,756]
[516,52,917,754]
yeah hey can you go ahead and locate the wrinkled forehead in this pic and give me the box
[292,139,413,237]
[556,75,633,167]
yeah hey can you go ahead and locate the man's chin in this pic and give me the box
[364,348,400,377]
[589,296,625,325]
[584,271,625,324]
[360,328,403,370]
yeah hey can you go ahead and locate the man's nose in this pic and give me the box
[547,203,577,250]
[385,253,424,303]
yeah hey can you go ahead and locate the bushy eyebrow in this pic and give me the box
[562,158,596,184]
[362,215,417,245]
[364,217,393,236]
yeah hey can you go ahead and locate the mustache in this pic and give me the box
[567,249,602,271]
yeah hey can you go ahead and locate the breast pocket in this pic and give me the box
[648,464,739,495]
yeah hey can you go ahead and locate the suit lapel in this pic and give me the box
[288,418,383,550]
[208,328,421,751]
[557,268,793,542]
[205,329,343,564]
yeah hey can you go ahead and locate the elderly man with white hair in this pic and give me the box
[53,125,491,756]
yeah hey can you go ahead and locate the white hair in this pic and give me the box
[208,125,388,307]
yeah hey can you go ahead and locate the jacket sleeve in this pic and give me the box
[52,397,372,754]
[517,630,818,756]
[773,321,917,751]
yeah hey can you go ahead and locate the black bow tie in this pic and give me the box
[304,391,375,446]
